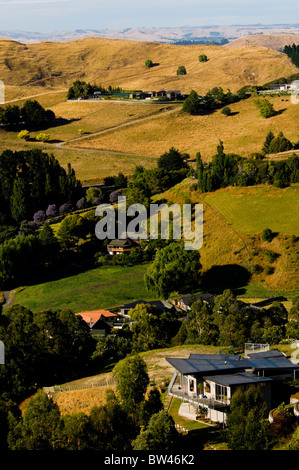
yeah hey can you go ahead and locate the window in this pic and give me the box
[215,384,228,402]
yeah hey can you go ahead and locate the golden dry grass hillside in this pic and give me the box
[0,36,298,100]
[225,33,299,51]
[69,94,299,161]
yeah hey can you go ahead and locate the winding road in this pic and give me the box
[54,102,181,150]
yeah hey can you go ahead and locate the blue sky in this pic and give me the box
[0,0,299,32]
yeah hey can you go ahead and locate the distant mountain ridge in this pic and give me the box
[1,24,299,46]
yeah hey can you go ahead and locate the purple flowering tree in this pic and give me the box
[76,197,87,210]
[46,204,58,218]
[33,210,46,223]
[59,203,73,214]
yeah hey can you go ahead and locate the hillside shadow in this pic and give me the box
[200,264,252,293]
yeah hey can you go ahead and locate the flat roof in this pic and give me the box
[166,355,249,375]
[203,373,272,387]
[166,351,299,376]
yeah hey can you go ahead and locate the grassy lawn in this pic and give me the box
[12,263,155,313]
[204,184,299,235]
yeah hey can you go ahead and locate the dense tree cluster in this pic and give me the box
[0,304,95,402]
[182,87,245,115]
[196,138,299,192]
[283,44,299,68]
[67,80,123,99]
[0,149,82,226]
[0,100,55,129]
[126,148,190,208]
[173,290,290,347]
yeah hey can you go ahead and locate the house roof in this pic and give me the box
[121,300,174,311]
[166,350,298,376]
[245,350,298,371]
[76,310,117,325]
[203,373,272,387]
[166,354,248,375]
[107,239,135,247]
[180,293,215,305]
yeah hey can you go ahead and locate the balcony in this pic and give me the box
[169,384,229,410]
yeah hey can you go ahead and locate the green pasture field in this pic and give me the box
[11,263,155,313]
[203,184,299,235]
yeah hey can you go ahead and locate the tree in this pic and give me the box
[21,100,54,128]
[0,105,21,126]
[268,131,293,154]
[185,299,218,345]
[140,388,163,427]
[89,390,137,451]
[177,65,187,75]
[86,186,103,205]
[130,303,180,351]
[57,213,88,248]
[62,412,93,450]
[33,210,46,223]
[221,106,231,116]
[226,385,271,450]
[262,130,275,154]
[182,90,201,115]
[8,390,63,450]
[157,147,189,172]
[268,405,297,441]
[198,54,208,62]
[114,355,149,421]
[10,177,30,223]
[145,242,201,298]
[46,204,58,218]
[254,98,276,118]
[133,410,178,451]
[145,59,153,68]
[290,295,299,322]
[261,227,274,242]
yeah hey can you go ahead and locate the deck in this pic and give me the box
[169,385,229,410]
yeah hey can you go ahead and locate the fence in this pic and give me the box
[44,377,116,394]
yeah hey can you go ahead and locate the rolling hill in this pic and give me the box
[0,36,298,99]
[225,33,299,51]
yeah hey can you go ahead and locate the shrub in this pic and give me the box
[35,132,50,142]
[264,265,275,275]
[265,249,279,263]
[177,65,187,76]
[261,228,274,242]
[145,59,153,68]
[221,106,231,116]
[18,129,30,141]
[198,54,208,62]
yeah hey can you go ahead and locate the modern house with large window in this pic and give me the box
[166,350,299,424]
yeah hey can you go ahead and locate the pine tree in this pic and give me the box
[262,130,275,154]
[10,178,30,223]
